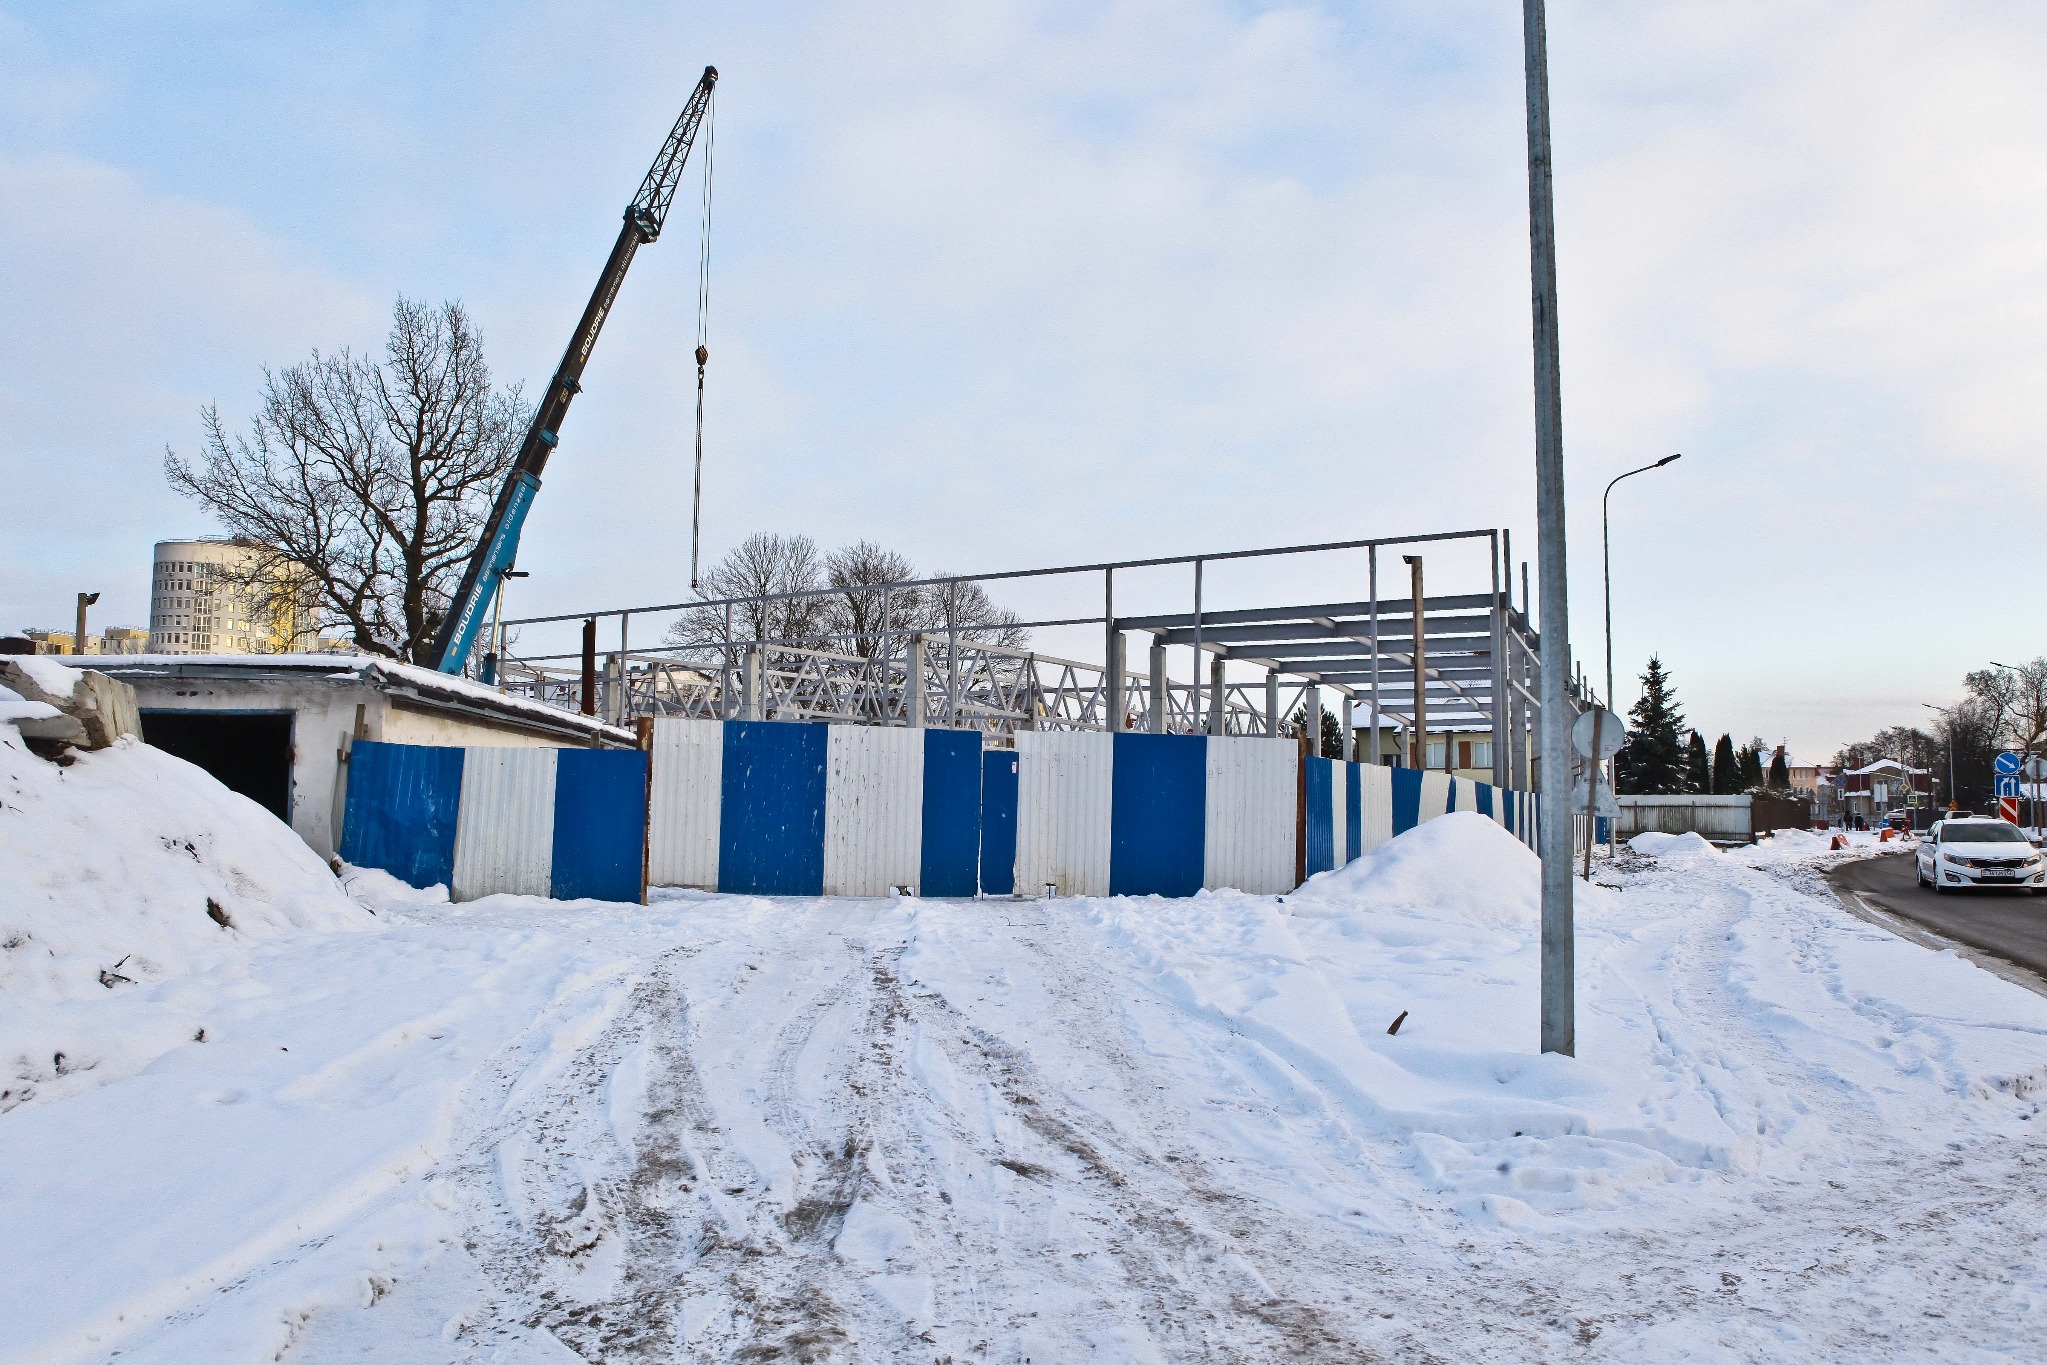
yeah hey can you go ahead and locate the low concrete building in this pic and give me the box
[67,654,634,859]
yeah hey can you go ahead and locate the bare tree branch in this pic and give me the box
[165,297,528,662]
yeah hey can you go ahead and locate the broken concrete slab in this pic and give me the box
[0,662,141,750]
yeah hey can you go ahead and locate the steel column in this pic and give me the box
[1404,557,1426,767]
[1368,546,1381,769]
[908,634,926,728]
[1148,637,1166,733]
[1191,558,1204,733]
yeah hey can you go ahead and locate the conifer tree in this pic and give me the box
[1615,656,1690,794]
[1738,743,1764,789]
[1712,733,1739,794]
[1687,731,1710,793]
[1767,747,1790,788]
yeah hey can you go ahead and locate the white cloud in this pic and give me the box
[0,152,375,630]
[3,0,2044,761]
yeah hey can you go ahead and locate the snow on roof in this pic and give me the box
[48,653,635,743]
[1844,758,1930,776]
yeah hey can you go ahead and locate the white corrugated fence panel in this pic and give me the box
[1015,731,1113,897]
[823,724,924,896]
[1202,737,1296,894]
[1358,763,1394,853]
[452,746,557,901]
[1419,771,1453,826]
[1331,761,1349,865]
[648,718,723,889]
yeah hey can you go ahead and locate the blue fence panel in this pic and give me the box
[1109,733,1207,897]
[719,720,829,896]
[980,749,1019,895]
[1304,757,1335,876]
[340,740,464,891]
[1390,766,1423,835]
[1476,781,1494,819]
[920,729,983,896]
[1345,762,1363,864]
[550,748,648,902]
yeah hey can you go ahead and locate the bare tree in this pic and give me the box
[826,541,917,659]
[926,576,1030,652]
[668,534,1030,662]
[666,533,834,659]
[165,297,527,662]
[1968,658,2047,761]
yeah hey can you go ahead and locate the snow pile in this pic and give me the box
[5,800,2047,1359]
[0,713,372,1111]
[1629,829,1720,858]
[1293,810,1545,927]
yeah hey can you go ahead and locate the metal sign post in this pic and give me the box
[1572,708,1625,877]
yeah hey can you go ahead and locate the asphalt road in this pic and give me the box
[1829,851,2047,981]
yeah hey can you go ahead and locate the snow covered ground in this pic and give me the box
[4,708,2046,1363]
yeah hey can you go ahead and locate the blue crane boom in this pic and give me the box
[429,65,718,675]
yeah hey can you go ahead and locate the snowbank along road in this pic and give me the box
[5,716,2047,1361]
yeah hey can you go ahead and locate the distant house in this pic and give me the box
[1836,758,1933,821]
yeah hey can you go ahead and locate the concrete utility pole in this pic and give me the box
[1403,556,1426,768]
[1523,0,1575,1056]
[74,592,99,656]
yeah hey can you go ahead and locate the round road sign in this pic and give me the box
[1572,708,1627,759]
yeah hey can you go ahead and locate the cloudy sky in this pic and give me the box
[5,1,2043,761]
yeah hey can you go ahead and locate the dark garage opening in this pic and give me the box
[141,710,295,823]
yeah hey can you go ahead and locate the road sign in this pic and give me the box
[1572,708,1627,759]
[1995,750,2023,776]
[1571,777,1621,819]
[2026,757,2047,781]
[1996,775,2021,799]
[2002,796,2022,823]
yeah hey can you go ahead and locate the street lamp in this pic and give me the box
[1602,454,1681,709]
[1921,703,1955,813]
[74,592,100,656]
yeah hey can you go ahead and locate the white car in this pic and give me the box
[1917,818,2046,894]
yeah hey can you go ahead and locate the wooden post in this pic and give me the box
[580,618,597,717]
[1295,728,1312,887]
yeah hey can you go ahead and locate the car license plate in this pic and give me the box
[1979,873,2017,883]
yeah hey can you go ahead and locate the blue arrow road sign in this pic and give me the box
[1996,750,2023,776]
[1997,775,2021,799]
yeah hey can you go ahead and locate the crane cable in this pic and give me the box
[689,89,716,590]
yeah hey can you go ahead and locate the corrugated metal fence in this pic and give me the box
[340,719,1540,903]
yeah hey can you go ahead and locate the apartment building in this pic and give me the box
[149,539,322,655]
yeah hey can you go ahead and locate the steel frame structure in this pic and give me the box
[491,527,1601,788]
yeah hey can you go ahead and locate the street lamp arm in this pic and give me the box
[1601,453,1681,710]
